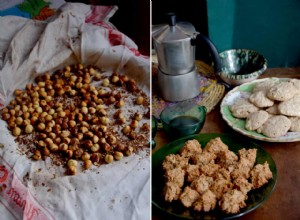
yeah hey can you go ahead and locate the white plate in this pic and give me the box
[220,77,300,142]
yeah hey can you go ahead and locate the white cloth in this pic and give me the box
[0,3,150,220]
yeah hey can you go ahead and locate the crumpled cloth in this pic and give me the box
[0,3,150,220]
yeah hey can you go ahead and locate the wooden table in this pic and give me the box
[152,67,300,220]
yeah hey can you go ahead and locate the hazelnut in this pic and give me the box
[58,143,68,151]
[136,96,144,105]
[49,143,59,152]
[38,140,46,148]
[111,75,119,83]
[23,112,30,120]
[100,117,109,125]
[37,123,46,131]
[81,106,88,114]
[16,117,23,126]
[32,153,41,161]
[84,140,93,149]
[102,78,110,87]
[94,73,101,81]
[81,152,90,161]
[116,99,124,108]
[114,151,124,160]
[66,150,73,158]
[134,113,143,121]
[102,143,112,152]
[74,148,84,159]
[25,124,34,134]
[91,153,102,164]
[61,130,70,138]
[107,135,117,145]
[68,165,77,175]
[80,126,88,133]
[130,120,139,129]
[89,107,96,114]
[115,143,125,152]
[12,127,21,136]
[91,136,99,144]
[122,125,131,134]
[91,144,100,152]
[83,160,92,169]
[2,113,11,121]
[126,146,134,156]
[42,147,50,156]
[104,154,114,164]
[128,131,137,140]
[67,159,78,167]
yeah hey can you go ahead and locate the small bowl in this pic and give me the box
[160,102,206,140]
[219,49,267,86]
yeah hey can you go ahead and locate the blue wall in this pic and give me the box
[207,0,300,67]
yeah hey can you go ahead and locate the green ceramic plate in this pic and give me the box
[152,133,277,219]
[220,78,300,142]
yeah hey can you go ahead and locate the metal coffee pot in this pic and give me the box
[152,13,221,101]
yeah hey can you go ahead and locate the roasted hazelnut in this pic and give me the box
[115,99,124,108]
[84,140,93,149]
[122,125,131,134]
[111,75,119,83]
[61,130,70,138]
[81,106,88,114]
[32,152,41,160]
[23,112,30,120]
[115,143,125,152]
[12,127,21,136]
[66,149,73,158]
[91,144,100,152]
[130,120,139,129]
[136,96,144,105]
[128,131,137,140]
[45,137,53,146]
[105,154,114,164]
[74,148,84,159]
[94,73,101,81]
[15,117,23,126]
[68,165,77,175]
[80,126,88,133]
[25,124,34,134]
[37,123,46,131]
[126,146,134,156]
[38,140,46,148]
[49,143,58,152]
[88,107,96,114]
[99,125,107,132]
[83,160,92,169]
[91,152,102,164]
[102,143,112,152]
[141,123,150,131]
[42,147,50,156]
[102,78,110,87]
[92,135,99,144]
[107,135,117,145]
[39,133,47,139]
[81,152,90,161]
[44,126,52,133]
[114,151,124,160]
[100,117,109,125]
[2,113,11,121]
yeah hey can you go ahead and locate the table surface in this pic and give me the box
[152,67,300,220]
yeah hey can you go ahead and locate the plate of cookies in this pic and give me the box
[152,133,277,219]
[220,77,300,142]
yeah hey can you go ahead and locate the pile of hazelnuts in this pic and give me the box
[0,64,150,175]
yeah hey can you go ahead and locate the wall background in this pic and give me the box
[152,0,300,68]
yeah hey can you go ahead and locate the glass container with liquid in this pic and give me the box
[160,102,206,139]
